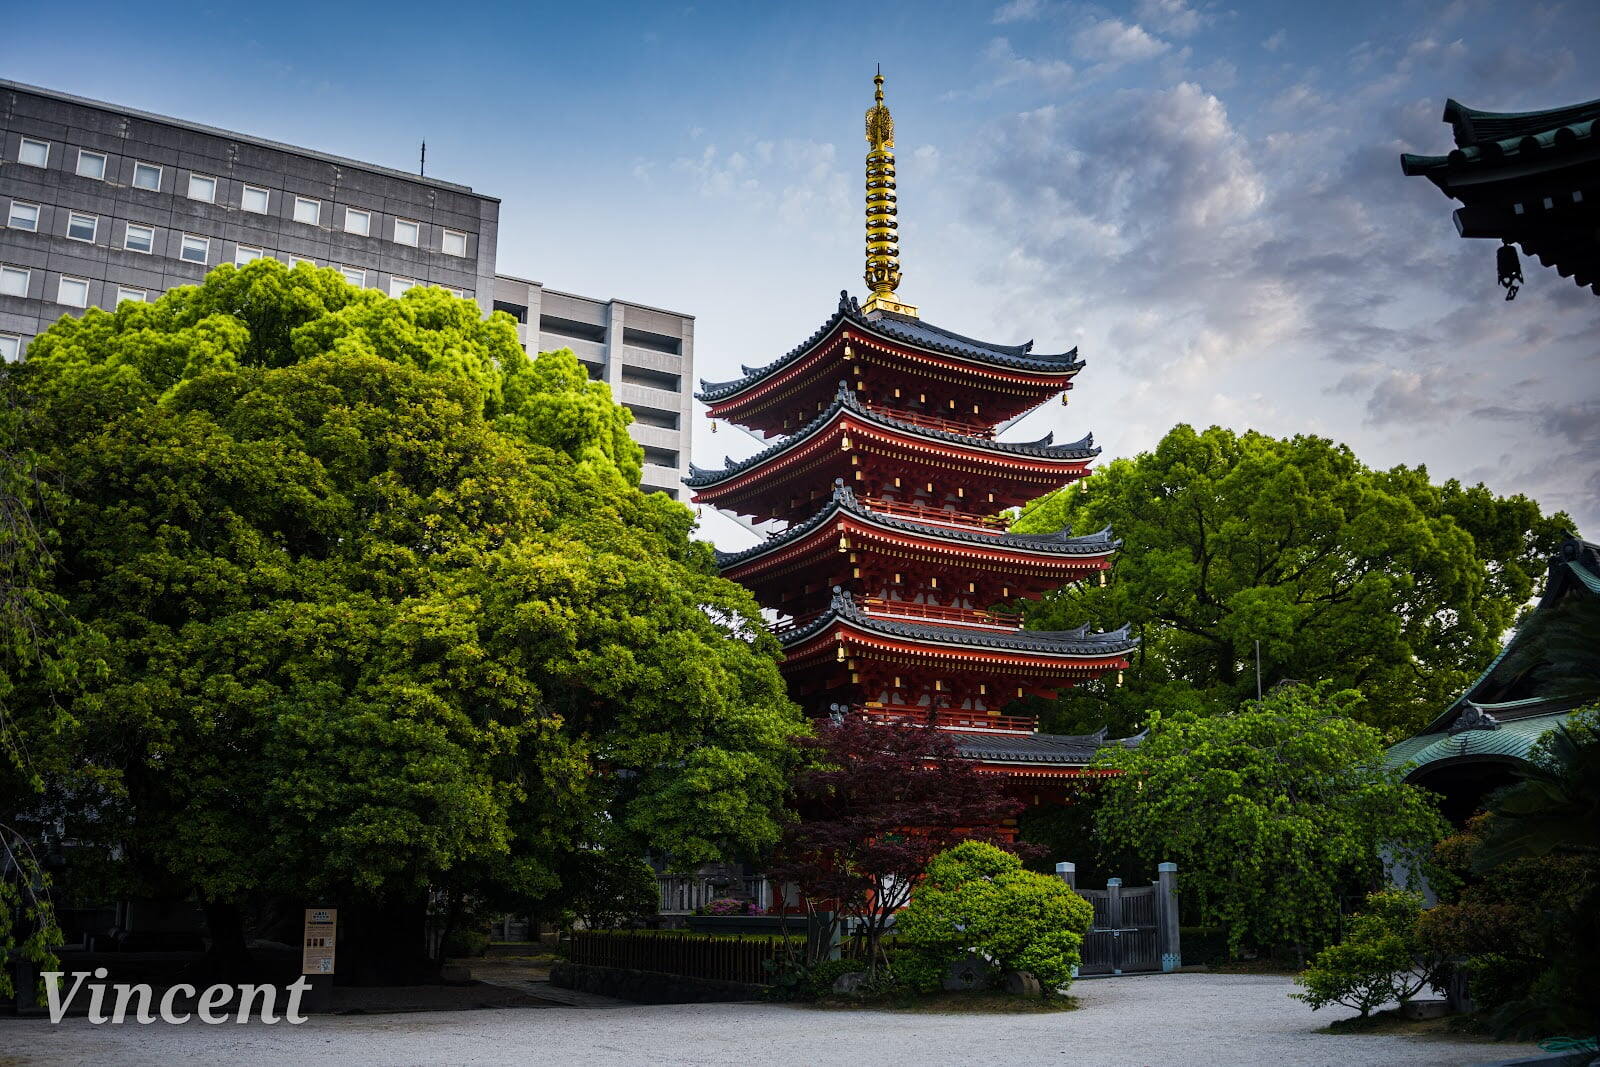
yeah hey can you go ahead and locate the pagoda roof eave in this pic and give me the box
[695,291,1083,403]
[780,591,1138,659]
[951,727,1145,766]
[715,483,1120,571]
[685,384,1098,490]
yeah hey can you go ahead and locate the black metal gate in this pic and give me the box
[1078,881,1161,975]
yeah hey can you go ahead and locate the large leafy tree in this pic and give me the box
[1093,684,1446,959]
[1012,424,1570,738]
[4,261,802,979]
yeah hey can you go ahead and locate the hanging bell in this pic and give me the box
[710,420,718,434]
[1496,240,1523,301]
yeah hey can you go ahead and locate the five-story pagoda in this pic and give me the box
[688,73,1137,792]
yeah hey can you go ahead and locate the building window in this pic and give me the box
[187,174,217,203]
[343,208,371,236]
[0,335,20,362]
[18,138,49,168]
[7,201,39,232]
[75,150,108,180]
[339,266,365,286]
[132,162,163,191]
[58,276,90,308]
[291,258,316,269]
[293,197,321,226]
[0,266,30,298]
[442,286,465,299]
[241,185,271,214]
[236,246,263,265]
[441,229,467,257]
[66,213,98,243]
[116,287,146,304]
[393,219,419,247]
[124,223,155,254]
[388,277,416,297]
[180,234,210,264]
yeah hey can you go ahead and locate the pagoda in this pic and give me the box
[688,72,1137,796]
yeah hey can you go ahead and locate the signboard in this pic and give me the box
[302,908,337,975]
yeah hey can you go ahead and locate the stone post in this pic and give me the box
[1158,862,1181,972]
[1054,861,1076,891]
[1106,877,1123,975]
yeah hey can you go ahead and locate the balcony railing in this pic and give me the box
[859,597,1020,630]
[858,705,1039,734]
[862,402,995,439]
[860,496,1010,532]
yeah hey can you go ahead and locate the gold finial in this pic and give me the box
[862,68,917,318]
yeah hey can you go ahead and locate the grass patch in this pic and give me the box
[1208,958,1302,977]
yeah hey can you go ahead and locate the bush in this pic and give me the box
[1292,890,1444,1017]
[698,897,764,916]
[441,929,491,958]
[1180,925,1229,966]
[897,840,1094,995]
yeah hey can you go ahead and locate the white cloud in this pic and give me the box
[984,37,1076,91]
[1135,0,1205,37]
[1072,18,1171,66]
[1262,30,1286,52]
[993,0,1047,24]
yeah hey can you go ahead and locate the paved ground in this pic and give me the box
[2,973,1541,1066]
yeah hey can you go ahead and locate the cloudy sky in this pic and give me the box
[11,0,1599,548]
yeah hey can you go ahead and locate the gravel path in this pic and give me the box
[2,972,1540,1066]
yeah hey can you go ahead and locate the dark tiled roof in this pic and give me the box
[685,383,1098,488]
[1400,98,1599,178]
[696,291,1083,402]
[952,726,1148,765]
[713,482,1120,569]
[780,589,1138,657]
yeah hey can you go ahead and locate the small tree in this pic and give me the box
[1094,683,1446,959]
[568,846,660,931]
[897,840,1093,995]
[1293,889,1446,1017]
[770,716,1023,970]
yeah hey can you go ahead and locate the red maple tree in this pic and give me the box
[770,714,1026,969]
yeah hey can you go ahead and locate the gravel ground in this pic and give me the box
[2,972,1540,1067]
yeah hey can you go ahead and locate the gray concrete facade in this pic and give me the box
[0,79,693,498]
[492,275,695,498]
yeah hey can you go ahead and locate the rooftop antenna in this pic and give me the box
[420,140,426,177]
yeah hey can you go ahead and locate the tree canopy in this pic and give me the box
[0,261,803,975]
[1012,424,1571,738]
[1093,683,1446,958]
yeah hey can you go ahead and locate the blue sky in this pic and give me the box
[10,0,1599,547]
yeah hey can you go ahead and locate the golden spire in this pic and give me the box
[862,67,917,318]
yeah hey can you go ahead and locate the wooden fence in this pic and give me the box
[568,931,789,985]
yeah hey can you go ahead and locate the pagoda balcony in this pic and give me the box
[857,596,1020,630]
[861,496,1011,532]
[855,705,1039,735]
[859,401,995,439]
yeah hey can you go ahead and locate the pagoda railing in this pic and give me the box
[858,705,1038,734]
[861,496,1011,532]
[859,597,1020,630]
[861,402,996,439]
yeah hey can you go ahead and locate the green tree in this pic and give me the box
[1093,683,1446,959]
[1011,425,1570,738]
[896,840,1094,994]
[5,261,803,980]
[1292,889,1446,1018]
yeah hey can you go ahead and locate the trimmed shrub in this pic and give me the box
[897,840,1094,995]
[1293,890,1445,1017]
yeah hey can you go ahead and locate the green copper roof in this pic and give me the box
[1387,708,1583,777]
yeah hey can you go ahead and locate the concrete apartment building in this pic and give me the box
[0,79,693,498]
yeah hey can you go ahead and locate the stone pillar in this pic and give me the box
[1158,862,1181,972]
[1106,877,1123,975]
[1054,861,1076,891]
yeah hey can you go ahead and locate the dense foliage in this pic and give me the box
[897,840,1093,995]
[770,715,1023,969]
[1292,889,1445,1017]
[1420,716,1600,1037]
[1011,424,1571,738]
[1093,683,1446,958]
[0,261,803,978]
